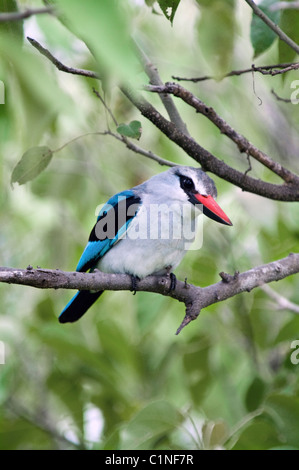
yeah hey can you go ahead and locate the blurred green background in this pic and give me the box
[1,0,299,450]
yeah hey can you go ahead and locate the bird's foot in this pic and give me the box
[130,275,140,295]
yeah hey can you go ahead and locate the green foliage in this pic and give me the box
[196,0,236,76]
[157,0,181,24]
[250,0,280,58]
[117,121,142,140]
[11,146,53,185]
[0,0,23,44]
[279,6,299,63]
[0,0,299,451]
[58,0,138,85]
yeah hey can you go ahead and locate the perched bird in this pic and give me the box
[59,166,232,323]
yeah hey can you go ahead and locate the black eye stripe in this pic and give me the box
[179,175,195,192]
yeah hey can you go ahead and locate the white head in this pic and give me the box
[137,166,232,226]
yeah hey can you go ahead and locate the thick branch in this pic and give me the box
[145,82,299,184]
[122,85,299,201]
[1,253,298,334]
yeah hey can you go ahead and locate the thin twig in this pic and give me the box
[27,37,100,80]
[271,88,299,104]
[135,40,189,136]
[172,62,299,83]
[0,7,54,22]
[261,284,299,314]
[244,0,299,55]
[102,130,177,167]
[55,129,176,167]
[92,88,119,127]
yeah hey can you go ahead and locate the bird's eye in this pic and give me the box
[180,176,194,191]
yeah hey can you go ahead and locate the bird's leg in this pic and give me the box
[165,266,176,292]
[130,275,140,295]
[169,273,177,292]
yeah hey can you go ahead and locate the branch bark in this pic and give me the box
[1,253,298,334]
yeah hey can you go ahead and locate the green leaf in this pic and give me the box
[245,377,267,412]
[157,0,181,24]
[117,120,142,140]
[58,0,138,85]
[250,0,280,58]
[266,394,299,447]
[202,420,228,449]
[0,0,23,44]
[117,400,183,450]
[279,6,299,63]
[196,0,236,77]
[11,146,53,185]
[231,418,281,450]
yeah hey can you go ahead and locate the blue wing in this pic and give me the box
[76,190,141,272]
[59,190,141,323]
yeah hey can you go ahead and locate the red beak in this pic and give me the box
[194,194,233,226]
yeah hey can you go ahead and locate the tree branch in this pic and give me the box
[122,85,299,201]
[244,0,299,55]
[27,37,100,80]
[1,253,298,334]
[261,284,299,314]
[172,62,299,82]
[0,7,54,23]
[135,41,190,136]
[27,36,299,200]
[145,82,299,184]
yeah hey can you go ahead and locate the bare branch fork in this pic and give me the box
[144,82,299,185]
[1,253,298,334]
[27,36,299,201]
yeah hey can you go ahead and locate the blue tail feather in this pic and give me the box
[59,290,103,323]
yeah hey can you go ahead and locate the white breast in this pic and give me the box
[97,200,199,278]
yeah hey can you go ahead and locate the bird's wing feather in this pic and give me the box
[76,190,141,272]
